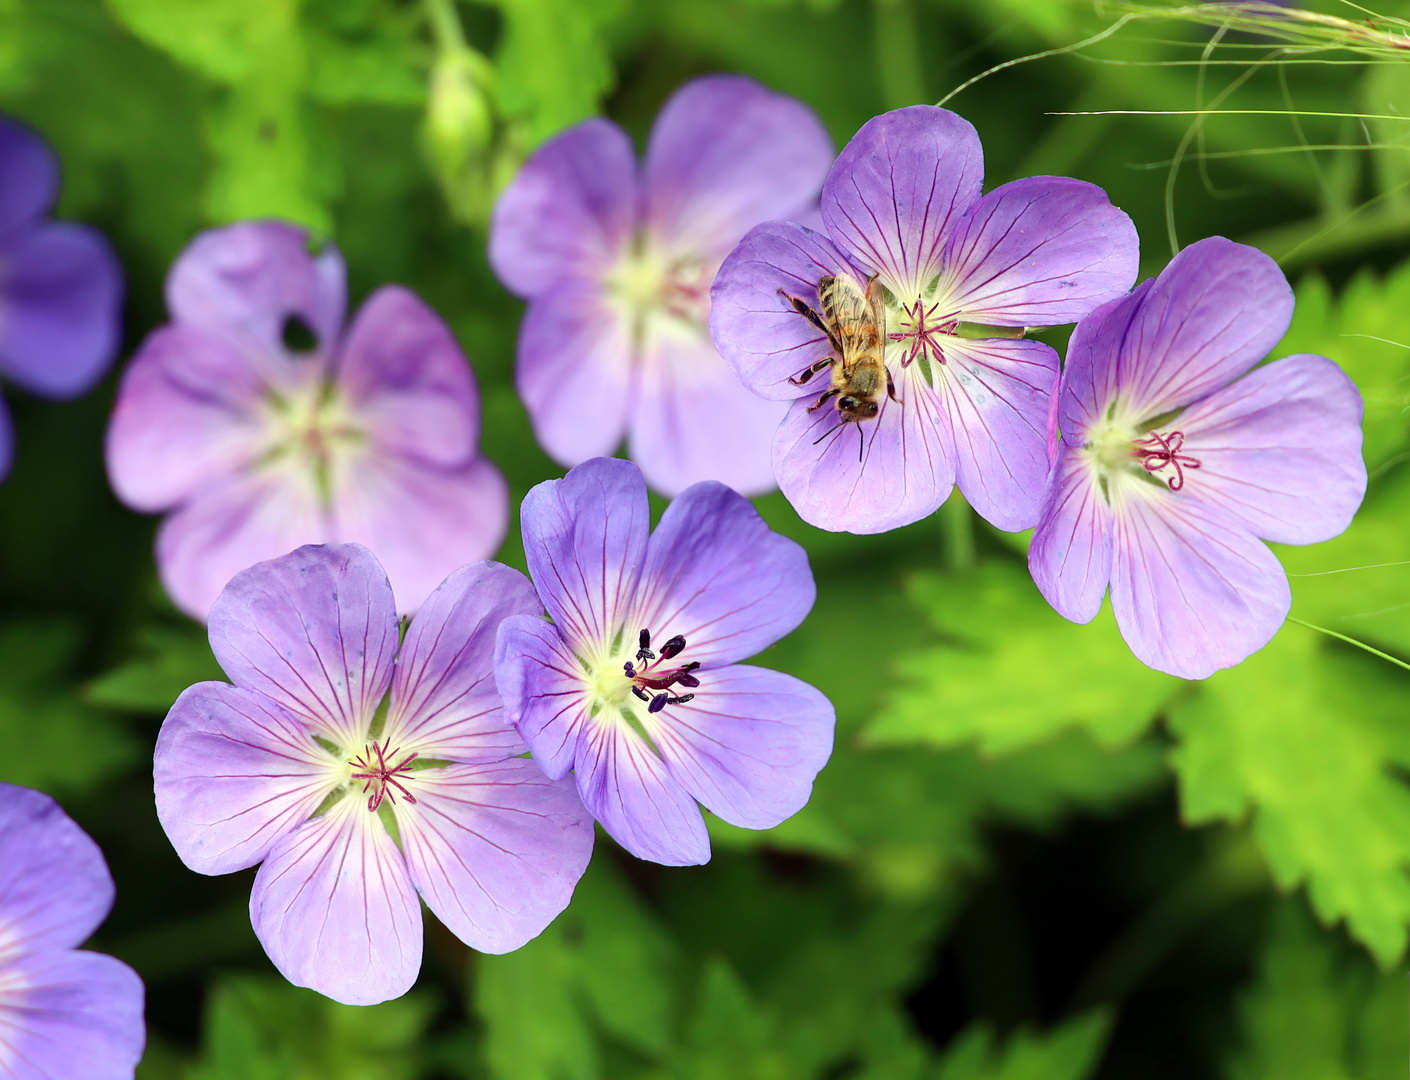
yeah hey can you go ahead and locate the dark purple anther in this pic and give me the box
[637,628,655,661]
[659,635,687,660]
[623,661,636,677]
[665,694,694,706]
[632,685,650,702]
[677,673,700,688]
[648,693,669,713]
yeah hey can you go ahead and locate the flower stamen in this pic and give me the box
[349,740,419,812]
[1134,430,1201,491]
[623,627,700,711]
[888,297,958,368]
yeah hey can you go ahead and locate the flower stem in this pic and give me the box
[1287,616,1410,674]
[943,494,975,572]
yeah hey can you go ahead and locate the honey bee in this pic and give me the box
[778,273,897,441]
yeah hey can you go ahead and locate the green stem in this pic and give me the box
[1287,616,1410,674]
[943,495,975,572]
[424,0,467,53]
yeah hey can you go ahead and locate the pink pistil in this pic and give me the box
[1134,430,1201,491]
[888,297,958,368]
[349,740,419,812]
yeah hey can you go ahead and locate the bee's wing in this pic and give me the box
[822,274,884,375]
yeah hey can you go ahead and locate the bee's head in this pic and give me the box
[838,395,878,421]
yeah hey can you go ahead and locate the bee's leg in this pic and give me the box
[886,368,902,404]
[807,388,840,413]
[788,356,835,386]
[777,289,844,355]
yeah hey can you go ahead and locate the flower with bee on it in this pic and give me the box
[1028,237,1366,679]
[710,105,1140,534]
[153,543,595,1005]
[494,457,835,866]
[488,74,835,498]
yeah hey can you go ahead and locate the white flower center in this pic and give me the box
[606,234,713,332]
[259,373,365,499]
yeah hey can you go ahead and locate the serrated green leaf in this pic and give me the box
[866,560,1178,754]
[1169,623,1410,965]
[87,623,224,713]
[934,1009,1113,1080]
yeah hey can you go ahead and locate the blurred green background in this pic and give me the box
[3,0,1410,1076]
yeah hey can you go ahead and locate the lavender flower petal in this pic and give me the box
[329,453,509,616]
[336,285,479,467]
[250,799,422,1006]
[629,480,814,667]
[1171,353,1367,545]
[936,176,1138,327]
[165,220,346,355]
[396,759,594,953]
[207,543,399,750]
[1054,284,1152,437]
[1028,449,1114,625]
[0,785,113,953]
[710,220,874,401]
[628,326,787,497]
[0,117,57,235]
[934,336,1059,532]
[520,458,650,651]
[0,950,145,1080]
[494,612,594,783]
[489,118,637,299]
[573,716,710,866]
[516,281,634,466]
[647,665,833,829]
[643,74,833,257]
[772,362,955,533]
[820,106,983,297]
[384,561,541,760]
[155,470,327,622]
[1109,482,1290,680]
[0,221,122,398]
[154,682,339,875]
[104,325,267,512]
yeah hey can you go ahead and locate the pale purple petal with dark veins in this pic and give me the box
[629,480,814,667]
[155,468,328,622]
[166,220,346,355]
[709,220,872,401]
[207,543,399,750]
[0,785,113,953]
[773,361,954,533]
[395,760,594,953]
[489,118,637,299]
[516,280,634,467]
[935,177,1138,328]
[628,318,786,498]
[573,717,710,866]
[0,117,56,235]
[250,799,422,1006]
[520,457,650,652]
[154,682,338,875]
[104,324,267,512]
[1108,236,1292,419]
[493,613,592,783]
[384,561,541,760]
[1173,353,1367,545]
[0,951,145,1080]
[821,106,984,298]
[646,665,833,830]
[0,221,122,398]
[933,336,1058,532]
[329,452,509,616]
[1108,478,1290,680]
[336,285,479,468]
[1054,283,1153,438]
[643,74,833,257]
[1028,449,1113,625]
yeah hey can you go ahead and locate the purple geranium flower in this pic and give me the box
[488,75,834,497]
[106,220,507,620]
[0,783,145,1079]
[0,115,123,481]
[494,457,834,866]
[154,543,594,1005]
[1028,236,1367,679]
[710,105,1140,533]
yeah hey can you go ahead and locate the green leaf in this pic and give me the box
[0,619,140,796]
[86,623,224,713]
[187,973,436,1080]
[935,1010,1113,1080]
[680,958,796,1080]
[1169,622,1410,965]
[866,560,1178,754]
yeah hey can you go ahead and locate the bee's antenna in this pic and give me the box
[857,422,864,463]
[812,419,848,447]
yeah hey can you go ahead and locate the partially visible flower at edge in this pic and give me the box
[154,543,594,1005]
[0,783,145,1079]
[710,104,1139,535]
[495,456,835,866]
[0,115,123,482]
[488,74,835,497]
[105,220,507,620]
[1028,236,1367,680]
